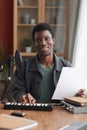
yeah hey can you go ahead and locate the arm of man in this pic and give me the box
[12,60,36,103]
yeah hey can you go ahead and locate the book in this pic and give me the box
[64,97,87,106]
[0,114,38,130]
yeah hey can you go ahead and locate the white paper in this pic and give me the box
[52,67,87,100]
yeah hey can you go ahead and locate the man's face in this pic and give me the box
[34,30,55,57]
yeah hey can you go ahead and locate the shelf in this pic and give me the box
[21,52,65,58]
[45,6,66,9]
[21,52,36,57]
[13,0,69,60]
[18,6,38,8]
[17,24,66,27]
[17,24,36,26]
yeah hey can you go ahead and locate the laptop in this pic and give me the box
[0,114,38,130]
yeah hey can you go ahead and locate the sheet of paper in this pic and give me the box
[52,67,87,100]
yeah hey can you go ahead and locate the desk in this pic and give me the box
[0,103,87,130]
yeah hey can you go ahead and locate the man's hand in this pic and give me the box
[19,93,36,104]
[75,89,86,97]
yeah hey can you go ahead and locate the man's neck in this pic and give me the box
[39,54,54,68]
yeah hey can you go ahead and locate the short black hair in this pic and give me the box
[32,23,54,41]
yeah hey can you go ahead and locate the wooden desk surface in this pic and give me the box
[0,103,87,130]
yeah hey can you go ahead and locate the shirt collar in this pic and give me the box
[28,53,62,72]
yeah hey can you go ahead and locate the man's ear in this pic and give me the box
[53,39,56,45]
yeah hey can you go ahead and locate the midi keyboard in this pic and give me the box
[4,102,53,111]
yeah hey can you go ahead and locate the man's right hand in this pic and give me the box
[19,93,36,104]
[75,89,86,97]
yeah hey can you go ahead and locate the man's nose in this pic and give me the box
[40,39,46,45]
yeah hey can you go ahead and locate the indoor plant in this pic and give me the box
[23,38,33,52]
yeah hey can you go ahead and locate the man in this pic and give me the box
[12,23,71,103]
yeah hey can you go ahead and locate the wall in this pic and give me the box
[0,0,13,60]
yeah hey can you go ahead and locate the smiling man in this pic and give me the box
[12,23,71,103]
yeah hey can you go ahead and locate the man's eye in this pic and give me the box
[35,39,41,43]
[46,37,51,41]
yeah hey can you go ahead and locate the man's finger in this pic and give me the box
[27,93,36,104]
